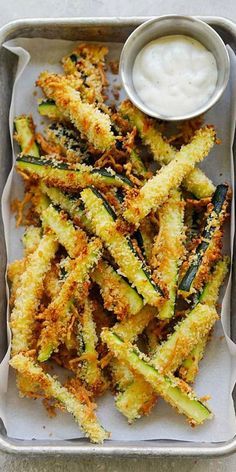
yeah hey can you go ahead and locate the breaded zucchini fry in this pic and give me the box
[62,43,108,105]
[10,353,108,443]
[110,358,134,391]
[37,72,114,151]
[10,233,58,355]
[81,187,164,307]
[113,305,157,342]
[79,299,105,393]
[9,226,41,323]
[92,259,143,318]
[22,226,42,256]
[123,126,216,225]
[14,115,40,158]
[40,183,94,232]
[16,155,132,191]
[120,100,215,198]
[115,303,218,421]
[46,122,92,163]
[37,238,102,362]
[179,184,230,294]
[129,148,149,180]
[137,217,157,265]
[179,257,229,383]
[151,189,185,319]
[102,329,212,425]
[41,204,88,259]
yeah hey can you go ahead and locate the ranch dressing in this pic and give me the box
[132,35,218,117]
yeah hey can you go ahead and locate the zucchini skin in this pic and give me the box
[123,126,216,225]
[81,187,164,307]
[38,99,64,120]
[120,99,215,199]
[179,184,229,293]
[129,148,149,179]
[16,155,133,190]
[14,115,40,157]
[102,329,212,425]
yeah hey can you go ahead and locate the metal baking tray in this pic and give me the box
[0,15,235,457]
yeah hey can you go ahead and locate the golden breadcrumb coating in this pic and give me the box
[37,72,114,151]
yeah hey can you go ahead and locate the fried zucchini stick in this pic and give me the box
[179,256,229,383]
[115,303,218,422]
[79,299,105,393]
[40,186,143,317]
[62,43,108,105]
[102,329,212,425]
[91,260,143,318]
[81,187,164,307]
[120,100,215,198]
[46,122,92,163]
[37,72,114,151]
[14,115,40,158]
[151,189,185,319]
[37,238,102,362]
[123,126,216,225]
[8,226,42,307]
[41,204,88,259]
[16,155,132,191]
[10,353,109,443]
[179,184,230,295]
[10,233,58,355]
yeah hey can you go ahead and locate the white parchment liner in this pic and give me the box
[0,38,236,442]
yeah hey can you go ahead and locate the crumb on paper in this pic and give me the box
[109,60,119,74]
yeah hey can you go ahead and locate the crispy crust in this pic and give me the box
[37,238,102,362]
[151,189,185,319]
[115,303,218,421]
[123,126,216,225]
[92,259,143,319]
[37,72,114,151]
[79,299,107,395]
[10,233,58,355]
[102,329,212,425]
[62,43,108,105]
[41,204,88,259]
[180,189,231,294]
[120,100,215,199]
[10,353,109,443]
[81,188,164,307]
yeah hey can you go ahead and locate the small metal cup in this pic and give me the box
[120,15,230,121]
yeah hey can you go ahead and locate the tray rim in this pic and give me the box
[0,14,235,457]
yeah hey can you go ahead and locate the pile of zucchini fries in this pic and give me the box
[8,43,231,444]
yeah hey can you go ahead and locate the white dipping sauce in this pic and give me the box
[132,35,218,117]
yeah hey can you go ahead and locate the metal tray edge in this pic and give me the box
[0,15,235,457]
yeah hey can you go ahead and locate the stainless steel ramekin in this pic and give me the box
[120,15,230,121]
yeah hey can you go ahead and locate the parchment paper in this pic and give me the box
[0,37,236,443]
